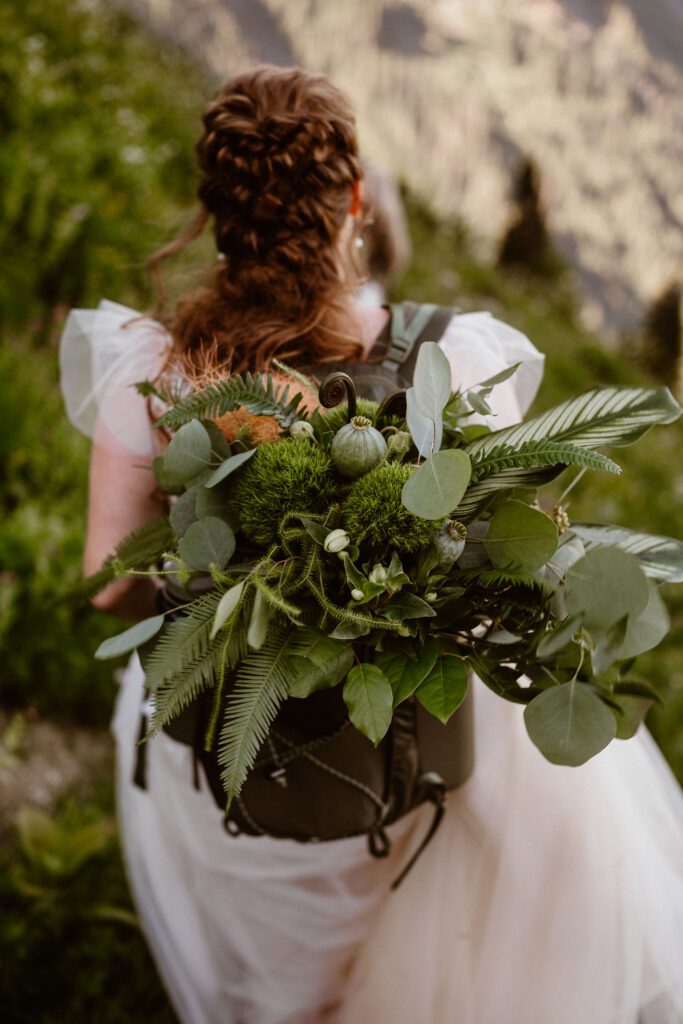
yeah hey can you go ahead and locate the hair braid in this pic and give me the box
[148,65,366,372]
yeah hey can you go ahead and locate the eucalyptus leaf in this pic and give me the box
[406,386,439,458]
[467,391,493,417]
[617,581,670,660]
[591,616,629,676]
[484,499,558,572]
[537,615,582,659]
[178,516,235,571]
[401,450,472,521]
[210,582,245,639]
[613,694,654,740]
[524,681,617,766]
[416,655,469,724]
[564,547,649,632]
[195,483,238,526]
[571,523,683,584]
[343,664,393,745]
[163,420,213,486]
[413,341,452,421]
[169,487,198,538]
[95,614,165,660]
[204,447,256,488]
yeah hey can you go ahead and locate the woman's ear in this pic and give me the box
[349,178,363,217]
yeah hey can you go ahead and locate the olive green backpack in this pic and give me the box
[135,301,474,889]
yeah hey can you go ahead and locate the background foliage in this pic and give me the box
[1,0,681,1019]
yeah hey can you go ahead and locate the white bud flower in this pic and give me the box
[369,563,388,586]
[425,591,438,603]
[324,528,350,553]
[351,588,365,601]
[398,625,411,637]
[289,420,315,439]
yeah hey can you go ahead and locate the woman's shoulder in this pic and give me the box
[59,299,174,452]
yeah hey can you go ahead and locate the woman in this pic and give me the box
[61,66,683,1024]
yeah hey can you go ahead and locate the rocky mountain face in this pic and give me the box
[126,0,683,334]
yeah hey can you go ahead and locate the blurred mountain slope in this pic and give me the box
[128,0,683,335]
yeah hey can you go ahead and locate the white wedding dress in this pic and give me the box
[61,301,683,1024]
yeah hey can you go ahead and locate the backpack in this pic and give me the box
[134,301,474,889]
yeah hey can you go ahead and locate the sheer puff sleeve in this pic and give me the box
[59,299,172,458]
[438,311,545,428]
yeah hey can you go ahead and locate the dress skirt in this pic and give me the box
[113,654,683,1024]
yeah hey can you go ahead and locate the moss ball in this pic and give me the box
[342,462,442,555]
[321,397,379,433]
[230,438,336,545]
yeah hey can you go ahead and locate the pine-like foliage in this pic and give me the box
[73,515,176,600]
[154,372,307,432]
[217,628,293,809]
[460,566,554,594]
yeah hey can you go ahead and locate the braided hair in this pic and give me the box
[149,65,366,372]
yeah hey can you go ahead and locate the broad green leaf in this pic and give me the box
[401,449,472,520]
[95,614,165,660]
[343,664,394,745]
[202,420,232,460]
[524,681,617,766]
[484,499,558,572]
[406,386,439,457]
[210,582,245,639]
[204,448,256,488]
[381,593,437,620]
[564,547,649,632]
[178,516,235,570]
[247,588,269,650]
[375,638,438,706]
[413,342,452,416]
[416,655,468,724]
[570,523,683,583]
[163,420,213,486]
[537,615,582,659]
[287,630,354,698]
[169,487,198,537]
[467,391,493,416]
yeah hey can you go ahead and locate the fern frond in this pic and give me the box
[144,590,222,689]
[155,372,307,432]
[217,628,292,808]
[454,466,562,522]
[469,440,620,483]
[307,568,405,632]
[460,567,555,593]
[148,639,224,736]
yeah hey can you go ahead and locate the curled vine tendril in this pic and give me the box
[318,372,357,421]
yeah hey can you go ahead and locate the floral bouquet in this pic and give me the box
[88,342,683,810]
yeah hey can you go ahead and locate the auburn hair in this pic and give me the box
[148,65,367,372]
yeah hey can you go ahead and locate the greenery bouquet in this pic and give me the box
[88,342,683,810]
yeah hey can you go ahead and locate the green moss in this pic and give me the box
[230,439,336,545]
[321,397,380,433]
[342,462,442,555]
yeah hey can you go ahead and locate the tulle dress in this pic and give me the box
[60,301,683,1024]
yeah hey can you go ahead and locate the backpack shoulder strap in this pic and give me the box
[380,300,458,379]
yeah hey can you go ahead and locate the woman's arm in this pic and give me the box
[84,441,166,621]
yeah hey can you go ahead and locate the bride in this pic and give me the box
[60,65,683,1023]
